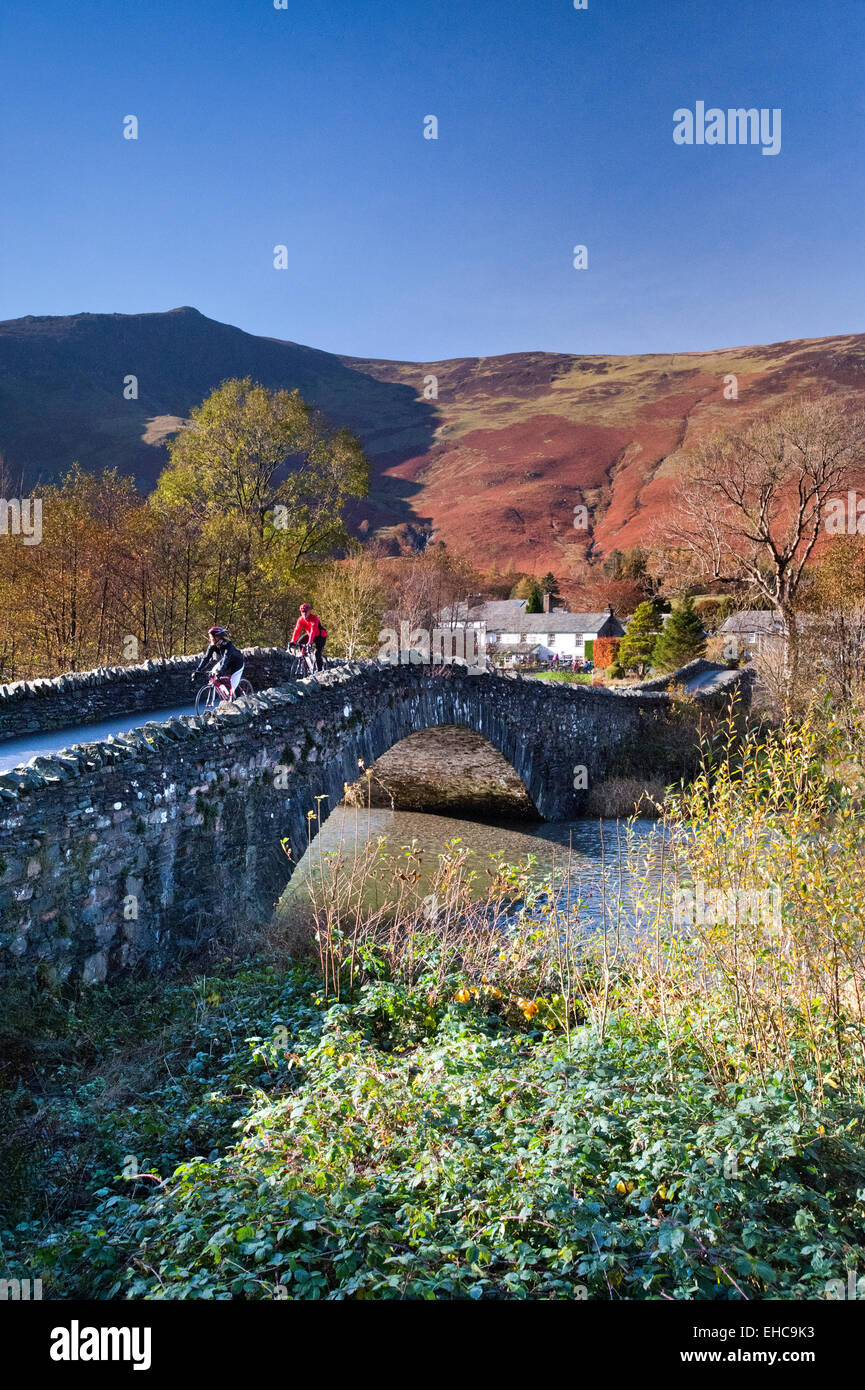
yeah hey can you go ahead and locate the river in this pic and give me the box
[276,804,666,940]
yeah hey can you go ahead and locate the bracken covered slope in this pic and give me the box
[2,306,864,569]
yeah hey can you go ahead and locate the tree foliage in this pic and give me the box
[539,571,561,604]
[0,382,371,677]
[617,600,661,674]
[312,545,390,659]
[592,636,620,670]
[652,595,706,672]
[524,581,543,613]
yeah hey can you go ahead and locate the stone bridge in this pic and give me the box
[0,657,724,988]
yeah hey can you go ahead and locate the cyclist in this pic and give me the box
[290,603,327,671]
[191,626,245,698]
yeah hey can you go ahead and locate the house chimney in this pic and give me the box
[543,591,551,613]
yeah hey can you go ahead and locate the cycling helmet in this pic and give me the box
[299,603,311,615]
[208,625,228,639]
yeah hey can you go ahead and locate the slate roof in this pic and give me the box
[720,611,783,634]
[443,600,619,635]
[514,612,620,635]
[445,599,527,624]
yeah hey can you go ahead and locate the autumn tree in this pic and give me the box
[154,378,369,640]
[602,546,648,582]
[509,575,537,603]
[807,534,865,733]
[693,595,734,633]
[19,465,140,673]
[664,397,865,702]
[386,546,479,642]
[313,544,389,659]
[592,636,620,670]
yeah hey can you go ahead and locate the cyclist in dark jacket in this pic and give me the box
[192,626,245,698]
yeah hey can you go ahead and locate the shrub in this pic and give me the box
[592,636,620,669]
[5,704,865,1301]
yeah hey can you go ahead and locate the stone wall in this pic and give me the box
[0,660,691,989]
[0,648,300,743]
[631,658,750,695]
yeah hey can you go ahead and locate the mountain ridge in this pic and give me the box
[2,306,864,571]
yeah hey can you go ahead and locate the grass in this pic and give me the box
[528,670,596,684]
[2,700,865,1299]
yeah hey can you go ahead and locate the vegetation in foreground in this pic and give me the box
[2,709,865,1300]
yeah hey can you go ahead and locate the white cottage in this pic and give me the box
[439,597,624,662]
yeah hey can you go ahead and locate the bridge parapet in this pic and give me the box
[0,647,300,743]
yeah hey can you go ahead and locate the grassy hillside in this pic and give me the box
[3,307,865,570]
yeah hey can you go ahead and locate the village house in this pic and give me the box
[720,609,857,665]
[439,596,624,663]
[719,610,785,656]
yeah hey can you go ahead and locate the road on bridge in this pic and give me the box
[0,703,196,775]
[680,666,744,696]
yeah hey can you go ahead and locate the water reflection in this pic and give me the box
[276,804,667,939]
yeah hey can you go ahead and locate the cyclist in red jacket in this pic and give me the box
[290,604,327,670]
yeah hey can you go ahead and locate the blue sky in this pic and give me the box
[1,0,862,359]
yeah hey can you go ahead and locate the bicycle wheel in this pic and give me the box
[235,678,253,700]
[194,683,218,716]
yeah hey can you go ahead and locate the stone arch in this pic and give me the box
[344,724,541,818]
[253,695,551,917]
[0,659,701,986]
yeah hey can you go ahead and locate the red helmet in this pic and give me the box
[299,603,311,615]
[208,625,228,639]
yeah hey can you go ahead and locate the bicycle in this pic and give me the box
[194,672,254,716]
[287,641,318,679]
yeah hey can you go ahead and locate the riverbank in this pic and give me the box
[2,708,864,1300]
[1,950,862,1300]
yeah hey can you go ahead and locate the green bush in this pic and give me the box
[4,970,862,1301]
[652,595,706,671]
[3,942,863,1301]
[618,601,661,674]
